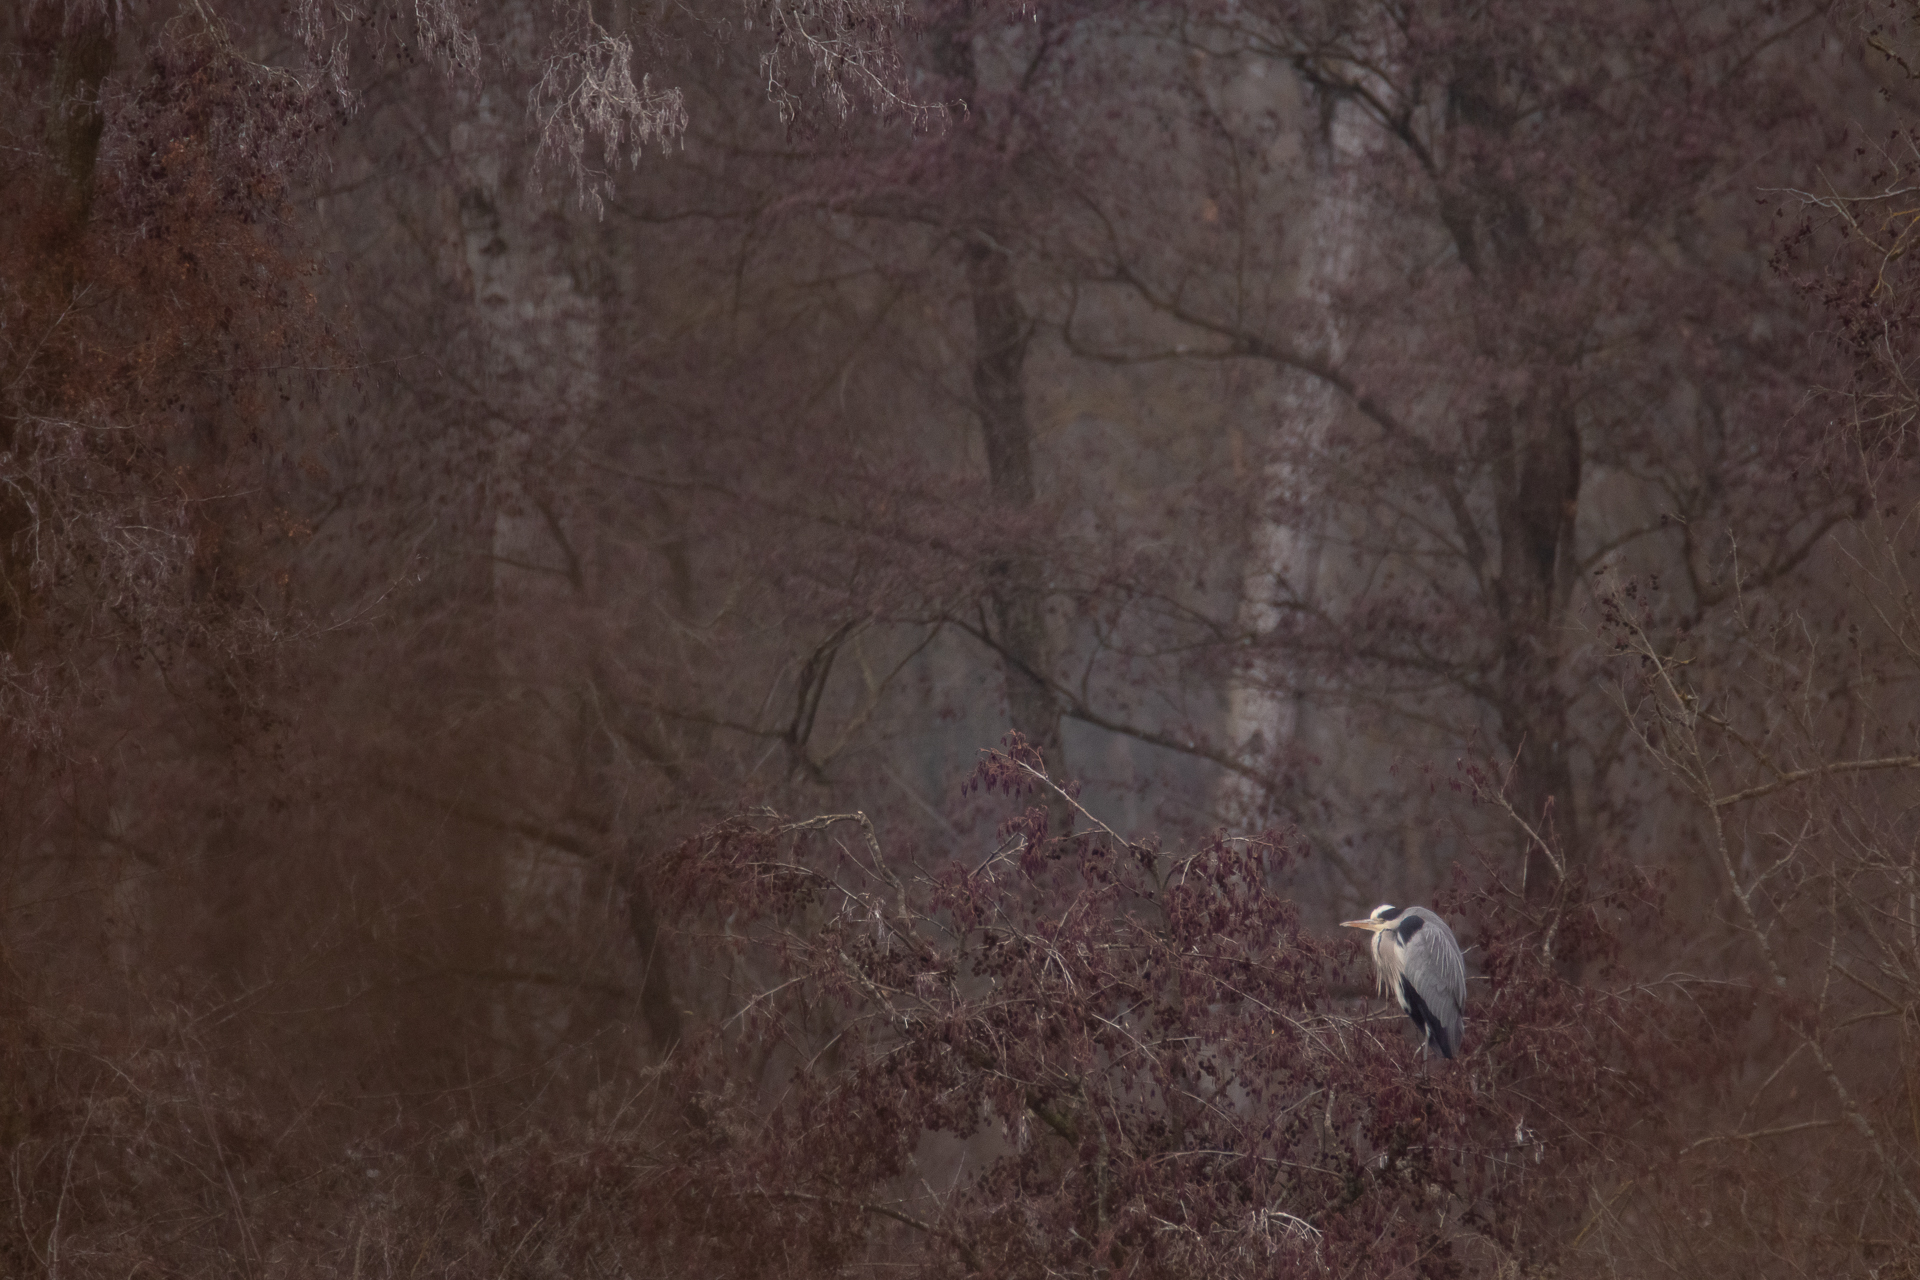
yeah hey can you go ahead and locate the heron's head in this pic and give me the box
[1340,903,1404,932]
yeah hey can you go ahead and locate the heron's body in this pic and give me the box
[1341,904,1467,1059]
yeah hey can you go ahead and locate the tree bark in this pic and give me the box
[1489,393,1583,892]
[967,237,1064,784]
[935,5,1067,804]
[1,12,115,656]
[451,11,621,1054]
[1448,54,1586,888]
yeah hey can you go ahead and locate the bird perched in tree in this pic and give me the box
[1341,904,1467,1059]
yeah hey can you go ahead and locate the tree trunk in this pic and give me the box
[967,237,1064,786]
[1224,93,1364,877]
[1,12,115,655]
[1449,53,1586,888]
[935,6,1067,810]
[451,13,613,1055]
[1489,392,1583,895]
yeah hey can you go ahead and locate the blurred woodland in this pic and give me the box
[6,0,1920,1275]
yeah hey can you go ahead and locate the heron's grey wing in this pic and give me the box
[1400,908,1467,1057]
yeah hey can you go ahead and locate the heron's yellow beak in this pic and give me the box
[1340,918,1390,931]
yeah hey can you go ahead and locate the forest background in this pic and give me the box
[5,0,1920,1275]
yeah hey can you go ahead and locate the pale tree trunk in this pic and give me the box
[1222,98,1367,855]
[451,13,620,1056]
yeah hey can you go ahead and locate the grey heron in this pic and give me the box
[1340,904,1467,1059]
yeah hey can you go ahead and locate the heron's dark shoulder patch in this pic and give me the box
[1396,914,1425,943]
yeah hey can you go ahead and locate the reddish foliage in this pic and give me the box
[648,748,1712,1277]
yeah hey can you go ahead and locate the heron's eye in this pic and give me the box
[1376,906,1403,921]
